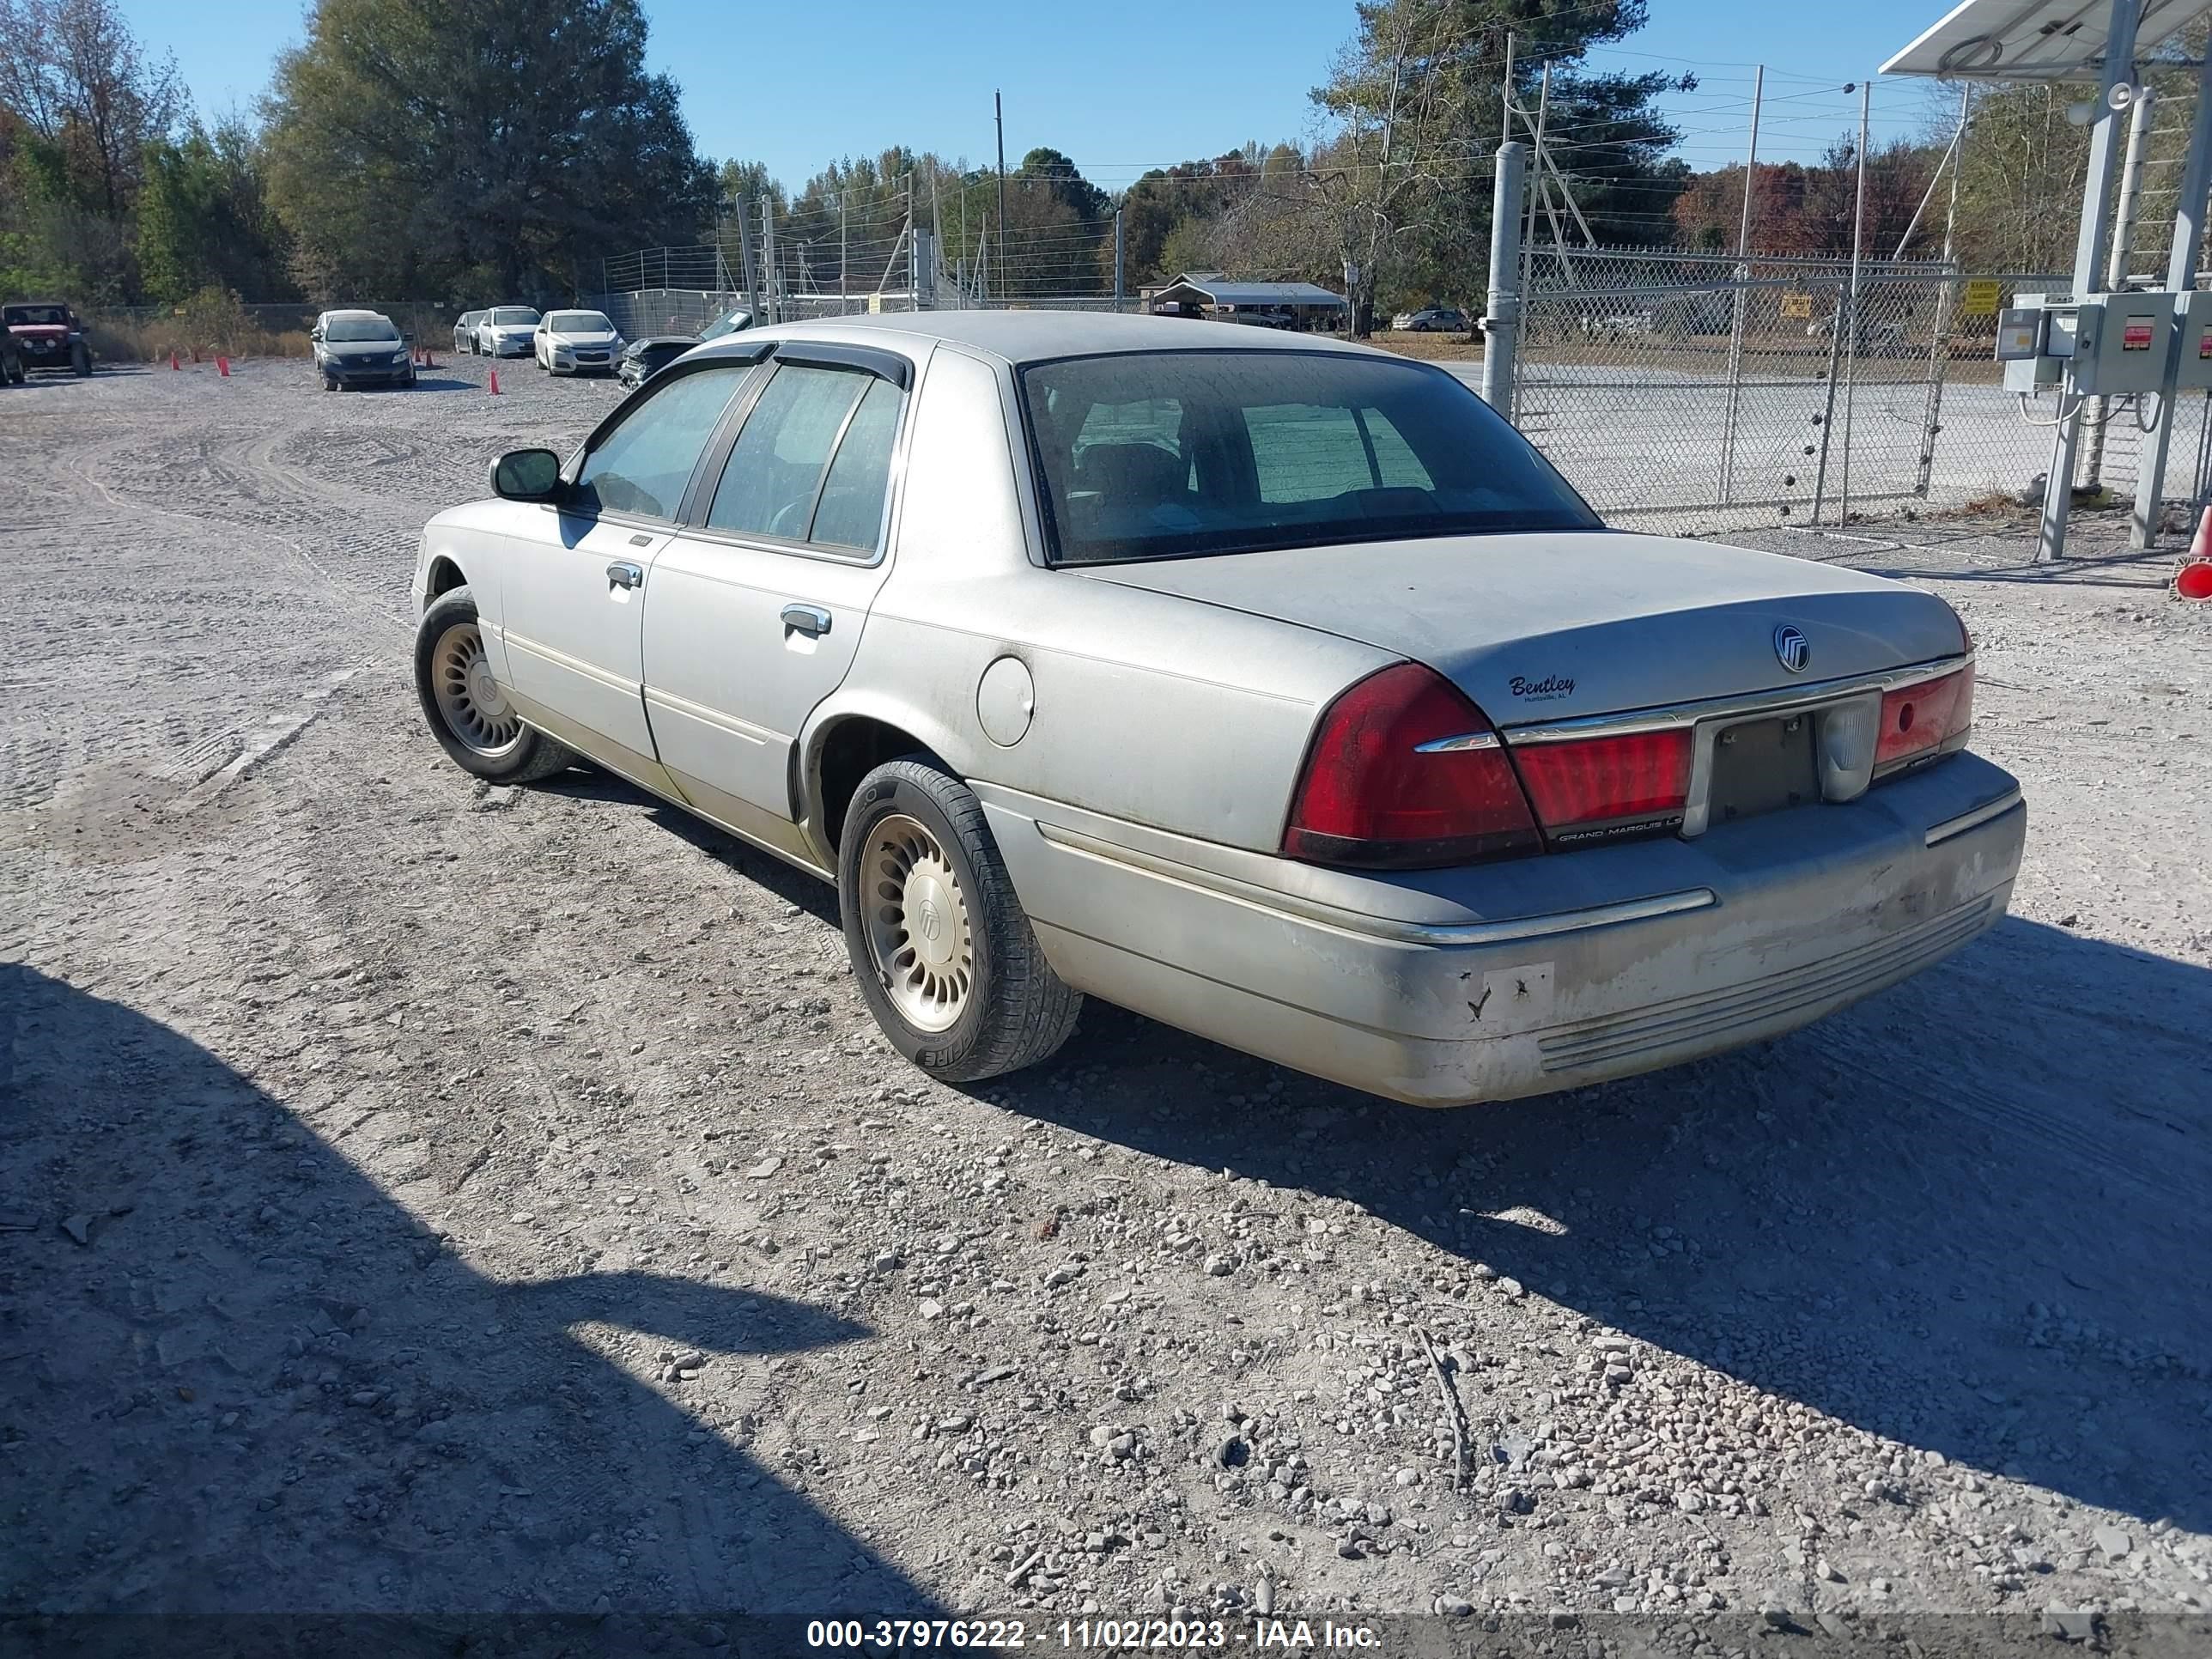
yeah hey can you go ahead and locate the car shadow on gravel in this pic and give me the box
[0,963,933,1624]
[986,917,2212,1535]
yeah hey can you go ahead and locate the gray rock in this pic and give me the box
[2094,1524,2132,1559]
[60,1213,92,1246]
[744,1156,782,1179]
[2043,1609,2100,1644]
[1759,1603,1793,1631]
[1202,1253,1237,1277]
[1497,1276,1527,1299]
[1254,1577,1273,1617]
[1437,1595,1473,1616]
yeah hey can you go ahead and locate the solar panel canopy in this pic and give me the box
[1882,0,2212,80]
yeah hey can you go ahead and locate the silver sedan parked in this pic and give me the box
[408,314,2024,1105]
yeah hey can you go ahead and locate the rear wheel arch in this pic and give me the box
[809,714,949,859]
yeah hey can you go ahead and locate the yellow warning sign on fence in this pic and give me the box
[1779,291,1813,321]
[1960,279,2001,316]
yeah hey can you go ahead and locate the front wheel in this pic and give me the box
[72,343,91,376]
[839,759,1081,1083]
[413,586,578,783]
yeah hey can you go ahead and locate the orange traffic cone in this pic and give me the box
[168,349,179,371]
[2178,507,2212,602]
[216,356,230,378]
[488,368,501,395]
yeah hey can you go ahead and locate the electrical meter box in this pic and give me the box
[2175,289,2212,391]
[2069,293,2174,394]
[2001,293,2067,392]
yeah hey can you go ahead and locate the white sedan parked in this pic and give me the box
[474,307,540,357]
[407,313,2024,1105]
[535,310,624,376]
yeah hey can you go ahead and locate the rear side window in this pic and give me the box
[573,365,749,520]
[705,365,900,554]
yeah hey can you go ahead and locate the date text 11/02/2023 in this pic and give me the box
[804,1618,1386,1650]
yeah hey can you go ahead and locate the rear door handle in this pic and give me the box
[606,561,644,591]
[781,603,832,637]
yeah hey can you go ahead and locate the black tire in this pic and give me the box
[323,373,337,391]
[71,343,90,376]
[839,758,1081,1084]
[413,586,578,784]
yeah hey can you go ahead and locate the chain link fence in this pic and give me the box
[82,300,459,361]
[1512,250,2060,533]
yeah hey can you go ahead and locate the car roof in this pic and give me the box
[319,308,386,320]
[688,308,1380,370]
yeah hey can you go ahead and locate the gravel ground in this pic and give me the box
[3,354,2210,1655]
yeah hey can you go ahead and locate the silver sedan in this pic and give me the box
[408,313,2024,1105]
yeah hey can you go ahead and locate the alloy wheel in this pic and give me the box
[430,621,524,757]
[861,812,975,1033]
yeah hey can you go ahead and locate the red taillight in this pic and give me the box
[1282,663,1540,869]
[1875,662,1974,772]
[1511,730,1693,841]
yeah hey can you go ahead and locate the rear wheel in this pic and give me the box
[414,586,578,783]
[839,759,1081,1083]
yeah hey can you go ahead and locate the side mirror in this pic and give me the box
[490,447,562,502]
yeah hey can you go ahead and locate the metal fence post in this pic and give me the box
[1719,65,1764,507]
[2133,45,2212,545]
[763,200,780,325]
[1916,88,1971,504]
[733,198,761,324]
[1838,79,1872,528]
[1482,142,1528,416]
[1810,277,1848,524]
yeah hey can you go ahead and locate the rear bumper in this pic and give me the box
[980,754,2026,1106]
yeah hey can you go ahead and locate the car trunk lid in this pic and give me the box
[1078,532,1966,726]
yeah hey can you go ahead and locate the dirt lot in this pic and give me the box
[3,354,2209,1655]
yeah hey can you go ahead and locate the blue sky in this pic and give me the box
[131,0,1966,193]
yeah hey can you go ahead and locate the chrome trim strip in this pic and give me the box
[641,683,775,746]
[1503,653,1974,745]
[1924,788,2024,848]
[1032,819,1717,948]
[1413,730,1502,754]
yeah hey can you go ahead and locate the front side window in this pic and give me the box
[573,365,750,520]
[705,364,898,551]
[1021,350,1599,564]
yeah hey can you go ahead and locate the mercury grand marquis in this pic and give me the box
[408,312,2026,1105]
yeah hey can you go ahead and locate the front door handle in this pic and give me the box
[606,561,644,591]
[781,603,832,637]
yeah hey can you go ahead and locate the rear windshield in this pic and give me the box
[547,311,611,331]
[491,307,539,325]
[5,304,68,325]
[325,318,398,342]
[1020,349,1598,564]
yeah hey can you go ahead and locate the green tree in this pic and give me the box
[260,0,714,300]
[1308,0,1684,331]
[137,120,292,302]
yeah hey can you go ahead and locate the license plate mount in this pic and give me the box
[1707,712,1820,826]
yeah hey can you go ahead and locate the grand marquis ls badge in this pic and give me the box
[1773,624,1810,673]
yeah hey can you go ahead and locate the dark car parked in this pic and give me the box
[4,301,92,375]
[616,336,694,389]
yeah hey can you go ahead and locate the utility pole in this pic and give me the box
[2086,84,2157,490]
[840,187,848,308]
[1114,208,1126,312]
[995,91,1008,304]
[1719,64,1764,507]
[2133,46,2212,544]
[2039,0,2144,561]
